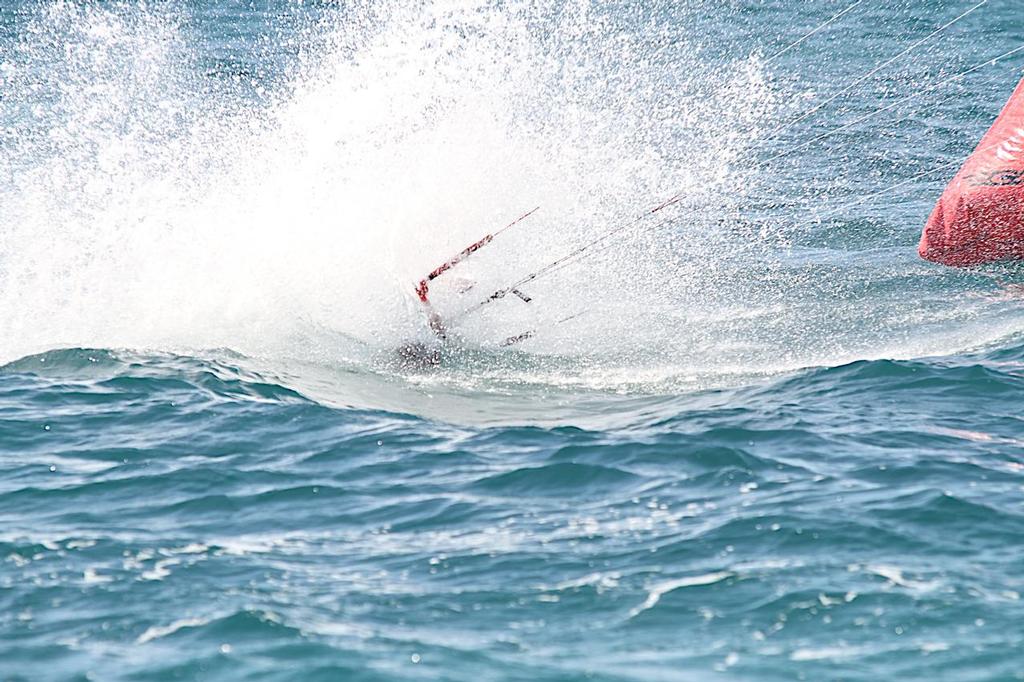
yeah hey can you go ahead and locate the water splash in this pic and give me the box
[6,0,1008,400]
[0,0,775,374]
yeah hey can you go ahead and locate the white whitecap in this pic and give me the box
[629,571,733,618]
[136,616,211,644]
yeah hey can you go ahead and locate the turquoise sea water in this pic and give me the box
[4,1,1024,680]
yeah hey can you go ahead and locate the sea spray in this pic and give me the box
[0,0,775,381]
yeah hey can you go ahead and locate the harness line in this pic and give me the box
[765,0,865,65]
[415,206,540,304]
[459,194,690,320]
[764,0,989,143]
[763,45,1024,166]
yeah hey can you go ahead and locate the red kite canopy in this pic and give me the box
[920,77,1024,266]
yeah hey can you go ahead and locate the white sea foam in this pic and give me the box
[629,570,733,618]
[790,643,868,662]
[136,616,212,644]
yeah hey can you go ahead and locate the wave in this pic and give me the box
[5,332,1024,427]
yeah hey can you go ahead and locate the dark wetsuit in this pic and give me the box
[395,305,447,369]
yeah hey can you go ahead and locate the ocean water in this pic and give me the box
[3,0,1024,679]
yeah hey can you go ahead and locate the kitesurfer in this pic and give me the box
[394,294,447,370]
[395,340,442,369]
